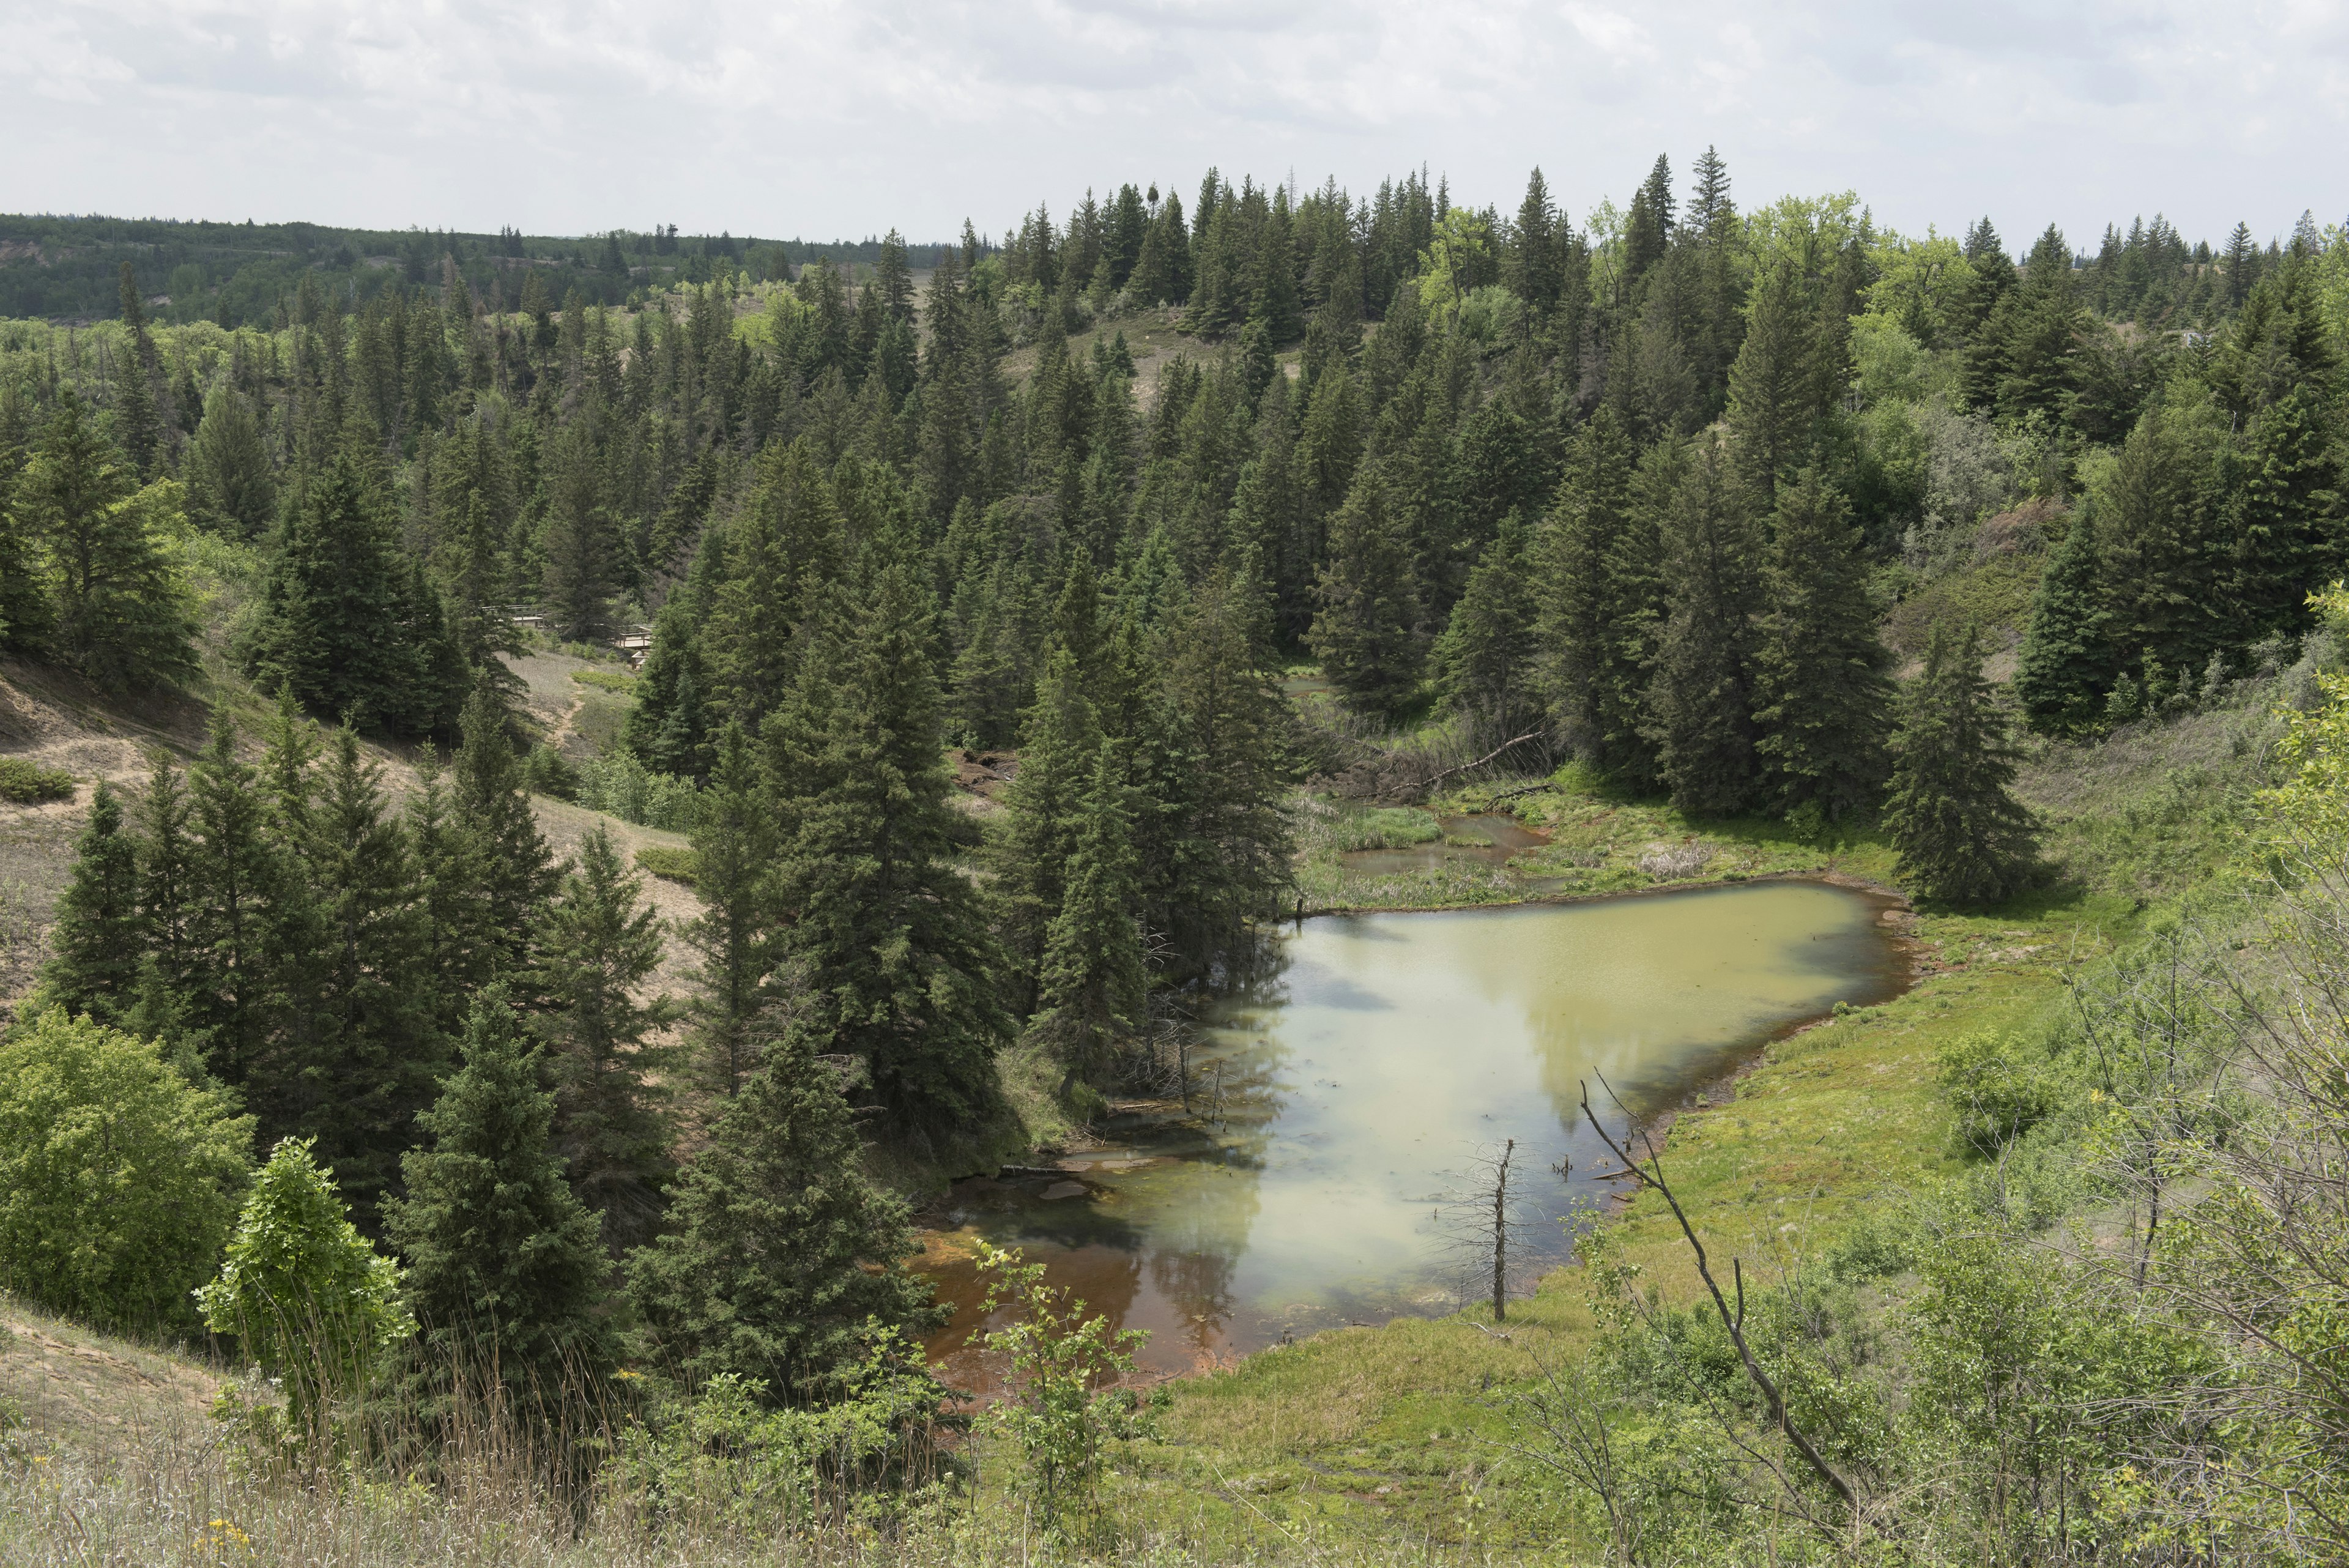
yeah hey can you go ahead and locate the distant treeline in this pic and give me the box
[0,215,956,325]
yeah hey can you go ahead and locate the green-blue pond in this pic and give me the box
[922,880,1905,1383]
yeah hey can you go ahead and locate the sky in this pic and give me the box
[4,0,2346,253]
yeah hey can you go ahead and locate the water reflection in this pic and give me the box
[923,881,1906,1385]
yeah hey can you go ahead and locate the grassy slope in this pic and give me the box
[1088,689,2268,1557]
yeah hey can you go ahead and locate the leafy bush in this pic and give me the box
[0,757,74,804]
[634,845,699,885]
[196,1138,414,1434]
[973,1241,1158,1535]
[1935,1028,2078,1154]
[0,1010,253,1332]
[571,669,639,694]
[575,751,701,833]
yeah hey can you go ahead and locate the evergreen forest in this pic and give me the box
[4,156,2349,1564]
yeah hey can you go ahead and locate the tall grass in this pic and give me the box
[0,1405,1479,1567]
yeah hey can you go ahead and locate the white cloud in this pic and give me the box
[0,0,2342,247]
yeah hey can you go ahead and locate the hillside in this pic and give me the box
[0,630,2299,1562]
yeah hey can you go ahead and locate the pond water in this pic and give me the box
[921,880,1907,1385]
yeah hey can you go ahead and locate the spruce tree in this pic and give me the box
[1883,625,2038,909]
[996,645,1104,1011]
[113,264,163,478]
[2014,511,2117,735]
[23,390,196,693]
[185,388,276,538]
[684,722,778,1098]
[2096,404,2232,681]
[2223,220,2258,310]
[1995,226,2082,424]
[1537,410,1660,784]
[2233,384,2343,636]
[705,440,843,732]
[1642,439,1763,816]
[182,712,290,1103]
[0,387,53,656]
[772,553,1009,1134]
[384,986,614,1424]
[534,825,676,1251]
[1724,259,1816,500]
[625,1027,942,1406]
[399,557,473,741]
[405,745,491,1036]
[1751,469,1892,820]
[539,425,615,642]
[1308,466,1423,719]
[1141,566,1296,975]
[1028,745,1149,1088]
[303,727,442,1222]
[626,565,715,780]
[245,443,418,732]
[34,781,143,1028]
[127,748,199,1052]
[454,682,555,976]
[1434,516,1540,748]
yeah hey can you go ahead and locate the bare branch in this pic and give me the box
[1579,1072,1858,1512]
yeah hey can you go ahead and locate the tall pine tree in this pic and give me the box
[245,442,421,733]
[534,825,676,1252]
[23,390,195,693]
[772,552,1009,1134]
[683,721,778,1098]
[625,1027,943,1407]
[454,682,555,976]
[1433,516,1540,749]
[32,781,143,1028]
[2014,510,2117,735]
[1027,744,1149,1090]
[1308,466,1423,719]
[995,645,1104,1011]
[1537,410,1660,784]
[1642,439,1763,816]
[1883,625,2038,908]
[385,986,614,1425]
[1750,469,1892,820]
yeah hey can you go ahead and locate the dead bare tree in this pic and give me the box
[1579,1073,1858,1514]
[1429,1139,1538,1323]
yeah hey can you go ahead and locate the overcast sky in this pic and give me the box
[4,1,2345,253]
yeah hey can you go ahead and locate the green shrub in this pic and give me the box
[0,757,75,804]
[0,1010,253,1331]
[576,751,701,833]
[196,1139,414,1433]
[1936,1029,2079,1154]
[635,845,699,885]
[614,1334,952,1532]
[571,669,640,694]
[973,1241,1157,1535]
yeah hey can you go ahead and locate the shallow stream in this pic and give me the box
[921,880,1907,1384]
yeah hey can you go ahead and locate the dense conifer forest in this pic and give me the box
[4,154,2349,1563]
